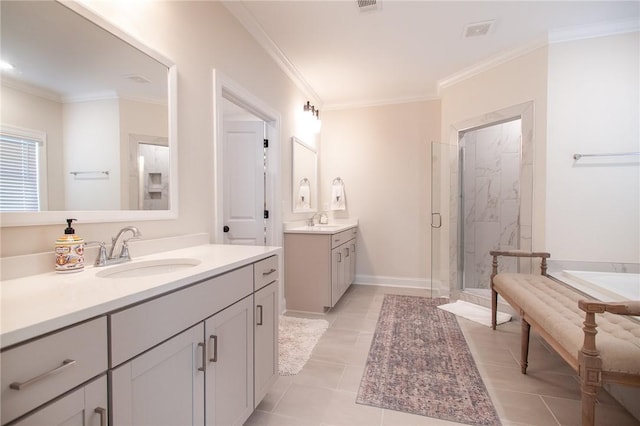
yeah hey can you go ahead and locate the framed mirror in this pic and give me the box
[292,136,317,213]
[0,0,177,226]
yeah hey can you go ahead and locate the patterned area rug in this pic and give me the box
[279,316,328,376]
[356,295,501,425]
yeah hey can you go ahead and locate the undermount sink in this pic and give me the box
[96,258,201,279]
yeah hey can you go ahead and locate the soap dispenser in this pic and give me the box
[55,219,85,273]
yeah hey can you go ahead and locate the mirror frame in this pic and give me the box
[0,0,178,227]
[291,136,318,213]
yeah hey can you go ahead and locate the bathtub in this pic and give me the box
[550,270,640,302]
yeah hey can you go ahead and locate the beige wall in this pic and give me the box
[0,1,306,256]
[547,32,639,263]
[320,101,441,287]
[0,86,65,211]
[440,46,549,253]
[63,99,121,210]
[119,98,169,210]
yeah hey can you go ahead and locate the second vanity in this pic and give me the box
[0,243,280,426]
[284,222,357,313]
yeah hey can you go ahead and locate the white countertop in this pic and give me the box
[0,244,280,349]
[283,222,357,235]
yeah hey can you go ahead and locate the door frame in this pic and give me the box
[445,101,535,301]
[212,70,282,247]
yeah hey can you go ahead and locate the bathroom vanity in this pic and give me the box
[284,224,357,313]
[0,244,280,426]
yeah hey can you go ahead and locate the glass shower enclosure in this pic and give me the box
[431,103,534,301]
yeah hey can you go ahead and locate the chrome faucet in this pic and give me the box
[307,211,328,226]
[307,212,321,226]
[109,226,142,259]
[90,226,142,267]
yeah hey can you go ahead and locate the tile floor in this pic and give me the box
[245,285,639,426]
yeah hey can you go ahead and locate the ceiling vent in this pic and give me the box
[124,74,151,84]
[463,20,495,38]
[357,0,379,12]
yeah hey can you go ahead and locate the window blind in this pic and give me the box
[0,134,40,211]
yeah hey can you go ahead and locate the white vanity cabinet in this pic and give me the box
[205,296,254,426]
[109,265,257,426]
[1,247,280,426]
[331,234,357,307]
[253,255,279,406]
[110,324,205,425]
[12,376,107,426]
[285,226,357,313]
[0,318,108,425]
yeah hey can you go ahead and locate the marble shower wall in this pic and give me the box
[140,143,170,210]
[461,119,521,289]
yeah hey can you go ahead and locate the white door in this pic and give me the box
[223,121,265,245]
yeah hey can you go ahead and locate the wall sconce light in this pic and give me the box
[303,101,322,133]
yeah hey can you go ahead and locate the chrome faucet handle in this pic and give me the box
[108,226,142,259]
[85,241,107,266]
[120,235,141,258]
[119,241,132,260]
[307,212,320,226]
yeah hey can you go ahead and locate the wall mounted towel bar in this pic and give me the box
[70,171,109,176]
[573,152,639,160]
[70,171,110,180]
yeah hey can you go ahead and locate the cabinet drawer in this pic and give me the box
[254,256,278,291]
[1,317,108,425]
[331,228,356,248]
[110,265,253,367]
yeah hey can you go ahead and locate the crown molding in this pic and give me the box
[548,17,640,44]
[438,19,639,94]
[437,37,548,94]
[323,92,440,111]
[222,1,323,107]
[1,76,62,103]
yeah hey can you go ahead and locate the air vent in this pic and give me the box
[124,74,151,84]
[357,0,378,12]
[463,20,495,38]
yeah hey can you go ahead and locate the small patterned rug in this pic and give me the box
[279,316,328,376]
[356,295,501,425]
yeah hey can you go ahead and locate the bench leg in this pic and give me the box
[491,288,498,330]
[521,318,530,374]
[579,309,602,426]
[581,379,597,426]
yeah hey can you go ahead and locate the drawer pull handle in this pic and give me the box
[95,407,107,426]
[10,359,76,390]
[209,335,218,363]
[257,305,264,326]
[197,342,206,372]
[262,268,276,276]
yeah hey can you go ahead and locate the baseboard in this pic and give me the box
[355,274,449,297]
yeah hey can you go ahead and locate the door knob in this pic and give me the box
[223,226,230,233]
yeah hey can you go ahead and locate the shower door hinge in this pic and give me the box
[263,139,269,148]
[264,210,269,219]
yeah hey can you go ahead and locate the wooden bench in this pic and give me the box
[489,250,640,426]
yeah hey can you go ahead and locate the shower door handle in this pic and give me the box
[431,213,442,229]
